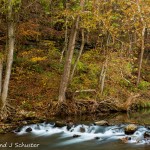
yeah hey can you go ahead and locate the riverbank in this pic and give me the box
[0,108,150,134]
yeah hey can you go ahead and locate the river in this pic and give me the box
[0,109,150,150]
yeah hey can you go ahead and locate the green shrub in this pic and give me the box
[138,81,150,90]
[29,64,44,73]
[138,101,150,108]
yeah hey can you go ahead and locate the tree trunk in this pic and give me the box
[98,58,108,94]
[136,0,146,85]
[60,17,68,63]
[58,17,80,102]
[60,1,69,63]
[58,0,85,102]
[0,59,3,96]
[1,0,14,117]
[70,29,85,81]
[137,26,146,85]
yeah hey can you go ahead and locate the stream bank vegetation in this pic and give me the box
[0,0,149,126]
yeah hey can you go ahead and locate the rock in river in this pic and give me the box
[80,126,85,133]
[54,121,66,128]
[94,120,109,126]
[144,131,150,138]
[73,134,81,138]
[124,124,137,135]
[25,127,32,132]
[66,122,74,131]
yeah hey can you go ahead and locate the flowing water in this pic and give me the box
[0,110,150,150]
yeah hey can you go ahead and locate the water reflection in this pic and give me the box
[48,109,150,125]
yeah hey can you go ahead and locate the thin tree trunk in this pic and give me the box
[70,29,85,81]
[128,33,132,57]
[1,0,14,110]
[0,59,3,96]
[60,1,69,63]
[137,26,146,85]
[60,17,68,63]
[58,17,80,102]
[101,68,106,95]
[58,0,85,102]
[136,0,146,85]
[99,58,108,94]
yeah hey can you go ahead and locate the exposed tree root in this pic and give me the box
[51,100,78,116]
[49,99,117,116]
[0,103,16,121]
[49,93,141,116]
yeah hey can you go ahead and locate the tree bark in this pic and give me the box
[60,16,68,63]
[70,29,85,81]
[137,26,146,85]
[98,58,108,94]
[136,0,146,85]
[58,0,85,102]
[0,59,3,96]
[1,0,14,111]
[58,17,80,102]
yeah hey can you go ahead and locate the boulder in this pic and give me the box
[54,121,66,128]
[25,127,32,132]
[22,121,28,125]
[124,124,137,135]
[144,131,150,138]
[94,120,109,126]
[147,126,150,130]
[14,127,22,133]
[80,126,85,133]
[66,122,74,131]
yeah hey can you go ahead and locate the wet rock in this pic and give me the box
[25,127,32,132]
[22,121,28,125]
[66,122,74,131]
[80,126,85,133]
[14,127,22,133]
[121,137,131,143]
[124,124,137,135]
[45,119,55,125]
[128,137,131,140]
[94,120,109,126]
[54,121,66,128]
[144,131,150,138]
[147,126,150,130]
[73,134,81,138]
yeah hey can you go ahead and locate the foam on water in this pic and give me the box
[15,123,150,145]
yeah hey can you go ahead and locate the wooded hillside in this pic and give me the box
[0,0,149,120]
